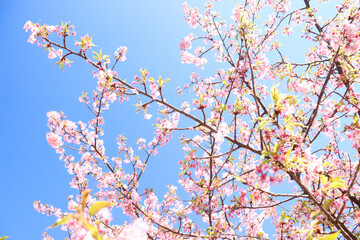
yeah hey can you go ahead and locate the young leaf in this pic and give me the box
[257,119,268,131]
[81,189,91,212]
[353,113,359,124]
[310,211,321,220]
[330,180,347,190]
[48,215,73,229]
[323,198,333,211]
[276,93,287,105]
[89,201,115,217]
[329,177,347,190]
[320,175,328,185]
[318,231,340,240]
[270,83,280,103]
[306,232,313,240]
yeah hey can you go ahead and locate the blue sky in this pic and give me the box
[0,0,342,239]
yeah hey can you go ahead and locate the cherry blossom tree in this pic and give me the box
[24,0,360,239]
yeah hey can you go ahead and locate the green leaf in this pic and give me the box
[287,63,293,74]
[48,215,73,229]
[273,143,280,154]
[199,93,204,105]
[353,113,359,124]
[257,120,268,130]
[276,93,287,105]
[318,231,340,240]
[323,198,333,211]
[82,189,91,212]
[285,145,294,158]
[310,211,321,220]
[284,215,295,221]
[90,229,101,240]
[93,51,100,61]
[270,83,280,103]
[89,201,115,217]
[320,175,328,185]
[330,180,347,190]
[220,104,227,111]
[157,75,169,87]
[0,236,8,240]
[329,177,347,190]
[322,162,333,168]
[306,232,313,240]
[56,59,64,70]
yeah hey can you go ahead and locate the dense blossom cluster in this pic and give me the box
[25,0,360,239]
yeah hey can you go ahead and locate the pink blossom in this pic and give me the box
[181,51,195,64]
[214,122,230,144]
[97,208,113,224]
[47,111,62,124]
[24,21,39,44]
[182,2,201,28]
[75,34,95,52]
[179,34,194,50]
[23,21,33,32]
[46,25,59,32]
[106,92,117,103]
[48,51,57,59]
[114,46,127,62]
[282,25,293,36]
[42,232,54,240]
[194,46,205,56]
[119,219,149,240]
[144,114,152,120]
[181,101,191,113]
[46,132,63,149]
[232,5,250,24]
[148,78,160,99]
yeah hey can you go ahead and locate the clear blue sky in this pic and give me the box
[0,0,340,239]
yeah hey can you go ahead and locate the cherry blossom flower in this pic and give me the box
[114,46,127,62]
[46,132,63,149]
